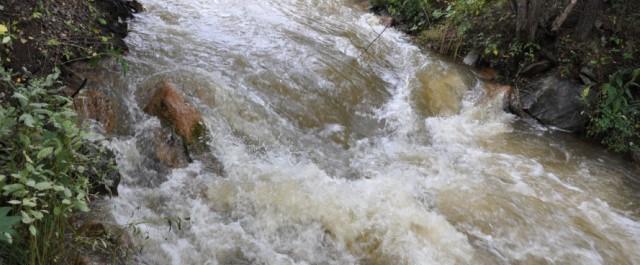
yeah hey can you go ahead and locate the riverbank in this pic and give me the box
[368,0,640,162]
[0,0,140,264]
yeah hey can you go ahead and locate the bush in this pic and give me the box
[588,68,640,153]
[0,67,111,264]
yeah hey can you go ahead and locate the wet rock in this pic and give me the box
[71,217,132,265]
[74,89,117,134]
[95,0,142,40]
[127,0,144,13]
[139,127,191,169]
[414,65,476,117]
[632,151,640,164]
[379,15,394,27]
[144,80,206,144]
[463,50,480,66]
[64,61,131,135]
[513,74,589,132]
[78,221,132,248]
[484,83,512,100]
[476,68,498,81]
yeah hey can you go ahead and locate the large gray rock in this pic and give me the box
[515,74,589,132]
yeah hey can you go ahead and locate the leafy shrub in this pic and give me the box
[588,68,640,153]
[371,0,490,32]
[371,0,439,31]
[0,66,115,264]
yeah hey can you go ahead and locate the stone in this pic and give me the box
[379,15,394,27]
[476,68,498,81]
[514,74,590,132]
[463,50,480,66]
[484,82,512,98]
[413,65,475,117]
[139,127,191,169]
[74,89,117,134]
[144,81,204,144]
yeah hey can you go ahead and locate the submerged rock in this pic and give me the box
[144,80,206,144]
[483,82,512,109]
[513,74,589,132]
[413,64,475,117]
[139,127,191,169]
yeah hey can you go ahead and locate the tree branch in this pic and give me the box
[551,0,578,32]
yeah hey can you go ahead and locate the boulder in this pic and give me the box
[141,81,224,175]
[512,74,589,132]
[144,81,205,144]
[74,89,117,134]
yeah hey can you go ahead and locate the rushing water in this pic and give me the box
[93,0,640,264]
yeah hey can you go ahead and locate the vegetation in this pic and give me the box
[0,67,92,264]
[587,68,640,153]
[370,0,640,155]
[0,0,139,264]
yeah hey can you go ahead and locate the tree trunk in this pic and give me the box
[515,0,544,41]
[576,0,604,40]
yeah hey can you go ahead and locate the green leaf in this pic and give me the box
[28,210,43,220]
[37,147,53,159]
[74,200,90,212]
[22,198,37,208]
[12,92,28,106]
[34,182,52,191]
[0,207,20,243]
[46,39,60,46]
[29,224,37,236]
[19,113,35,127]
[1,36,10,44]
[3,184,24,194]
[21,211,34,224]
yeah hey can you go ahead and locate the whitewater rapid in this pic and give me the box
[91,0,640,264]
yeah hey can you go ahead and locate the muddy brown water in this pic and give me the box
[88,0,640,264]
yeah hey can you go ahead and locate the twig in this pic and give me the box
[552,0,578,32]
[364,24,390,53]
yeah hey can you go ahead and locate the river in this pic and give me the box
[95,0,640,264]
